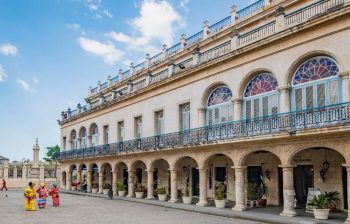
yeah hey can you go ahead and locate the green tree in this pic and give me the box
[44,145,60,178]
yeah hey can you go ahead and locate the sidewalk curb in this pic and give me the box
[61,190,290,224]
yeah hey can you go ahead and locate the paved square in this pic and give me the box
[0,190,264,224]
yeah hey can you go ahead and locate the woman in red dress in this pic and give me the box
[48,183,60,207]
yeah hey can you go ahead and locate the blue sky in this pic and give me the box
[0,0,250,161]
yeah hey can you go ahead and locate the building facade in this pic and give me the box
[56,0,350,221]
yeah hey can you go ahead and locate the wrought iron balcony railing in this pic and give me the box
[54,102,350,160]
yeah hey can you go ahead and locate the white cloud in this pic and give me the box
[17,79,36,93]
[78,37,124,66]
[0,43,18,56]
[0,64,7,82]
[66,23,81,31]
[88,3,98,11]
[33,76,39,83]
[105,0,185,54]
[103,10,113,18]
[180,0,190,11]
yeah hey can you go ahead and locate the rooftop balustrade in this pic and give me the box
[55,102,350,160]
[63,0,347,123]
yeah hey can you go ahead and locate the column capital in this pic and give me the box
[197,107,206,112]
[232,165,246,170]
[231,97,243,104]
[339,71,350,79]
[278,85,290,93]
[278,164,296,169]
[342,164,350,171]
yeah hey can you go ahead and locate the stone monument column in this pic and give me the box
[13,166,17,179]
[33,137,40,165]
[0,165,3,178]
[39,164,45,181]
[22,165,27,181]
[169,169,178,203]
[3,162,9,182]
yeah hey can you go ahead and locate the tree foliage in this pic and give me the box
[44,145,60,162]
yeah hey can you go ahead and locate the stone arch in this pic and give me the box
[237,68,279,98]
[149,158,170,171]
[202,152,234,168]
[200,81,233,108]
[284,50,345,87]
[174,155,200,169]
[238,149,283,166]
[100,162,113,187]
[286,145,347,165]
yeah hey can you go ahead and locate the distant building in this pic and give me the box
[0,138,60,188]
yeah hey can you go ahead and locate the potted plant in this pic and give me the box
[135,184,144,199]
[157,186,167,201]
[256,183,268,207]
[214,182,226,208]
[92,183,99,193]
[103,183,110,195]
[182,186,192,204]
[308,194,330,220]
[246,183,255,207]
[325,191,340,213]
[116,180,126,197]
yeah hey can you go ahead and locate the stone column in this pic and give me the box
[280,165,297,217]
[196,168,208,206]
[344,166,350,224]
[275,7,286,32]
[232,98,243,121]
[198,107,206,127]
[3,163,9,182]
[230,5,237,25]
[22,165,27,182]
[77,170,82,190]
[340,71,350,103]
[59,170,64,190]
[0,165,3,178]
[192,47,200,66]
[67,171,72,190]
[147,170,155,199]
[181,34,186,49]
[112,170,118,195]
[203,20,209,39]
[127,170,135,197]
[233,166,247,211]
[98,172,103,194]
[87,171,92,193]
[40,164,45,181]
[13,166,17,179]
[278,86,291,113]
[230,29,239,50]
[169,169,178,203]
[162,44,168,59]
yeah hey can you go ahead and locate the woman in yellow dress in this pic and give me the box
[24,182,36,211]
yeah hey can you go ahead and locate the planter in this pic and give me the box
[214,200,226,208]
[71,186,77,191]
[247,200,255,208]
[92,188,98,194]
[135,192,144,199]
[158,194,167,201]
[330,204,336,213]
[257,199,267,207]
[118,191,126,197]
[182,196,192,204]
[103,189,109,195]
[313,208,330,220]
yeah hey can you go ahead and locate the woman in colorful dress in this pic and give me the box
[24,182,36,211]
[48,183,60,207]
[36,182,47,209]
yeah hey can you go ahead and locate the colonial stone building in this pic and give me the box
[56,0,350,221]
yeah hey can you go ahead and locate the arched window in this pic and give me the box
[291,56,341,110]
[181,103,190,131]
[243,73,279,119]
[80,127,87,149]
[91,124,99,146]
[71,130,77,150]
[206,86,233,126]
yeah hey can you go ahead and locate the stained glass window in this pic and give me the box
[293,57,339,85]
[244,73,278,97]
[207,86,232,106]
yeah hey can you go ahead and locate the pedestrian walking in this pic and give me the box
[108,186,113,200]
[1,179,8,197]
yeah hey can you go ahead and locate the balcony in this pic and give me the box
[55,102,350,160]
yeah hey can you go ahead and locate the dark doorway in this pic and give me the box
[342,167,348,209]
[192,168,199,196]
[247,166,262,185]
[153,168,158,189]
[278,167,283,206]
[136,168,142,184]
[294,165,314,207]
[215,167,226,183]
[123,169,128,188]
